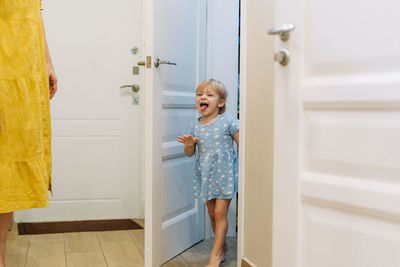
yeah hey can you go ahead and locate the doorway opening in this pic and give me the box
[160,0,241,265]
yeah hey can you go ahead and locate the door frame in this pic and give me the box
[142,0,268,265]
[237,0,247,263]
[237,0,276,266]
[143,1,158,266]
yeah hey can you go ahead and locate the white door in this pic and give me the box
[143,0,206,266]
[15,0,144,222]
[273,0,400,267]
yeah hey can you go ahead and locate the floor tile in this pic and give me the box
[101,240,144,266]
[9,222,18,234]
[5,253,26,267]
[188,262,210,267]
[66,252,107,267]
[179,238,237,266]
[224,237,237,260]
[200,238,214,248]
[64,232,101,253]
[189,260,236,267]
[26,243,66,267]
[97,230,131,242]
[5,233,30,255]
[128,229,144,255]
[162,255,189,267]
[30,233,64,244]
[220,258,238,267]
[180,241,211,264]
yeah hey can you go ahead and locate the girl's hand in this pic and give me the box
[177,135,199,146]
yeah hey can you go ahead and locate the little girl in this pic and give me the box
[178,79,239,267]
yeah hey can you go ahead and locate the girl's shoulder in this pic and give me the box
[219,114,239,135]
[219,114,239,124]
[184,117,200,135]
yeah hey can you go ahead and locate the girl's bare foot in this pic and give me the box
[207,240,228,266]
[206,254,224,267]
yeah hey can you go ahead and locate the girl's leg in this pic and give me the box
[0,212,13,267]
[207,199,231,267]
[206,199,216,234]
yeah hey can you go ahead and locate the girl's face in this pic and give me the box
[196,87,225,117]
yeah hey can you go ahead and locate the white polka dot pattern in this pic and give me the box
[184,114,239,203]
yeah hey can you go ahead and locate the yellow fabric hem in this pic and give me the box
[0,158,51,213]
[0,199,49,214]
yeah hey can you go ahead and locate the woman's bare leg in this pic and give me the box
[0,212,12,267]
[207,199,231,267]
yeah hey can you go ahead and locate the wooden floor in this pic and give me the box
[6,220,237,267]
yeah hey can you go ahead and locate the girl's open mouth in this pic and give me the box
[200,103,208,111]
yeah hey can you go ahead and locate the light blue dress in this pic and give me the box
[185,114,239,203]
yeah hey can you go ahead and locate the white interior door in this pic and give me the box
[143,0,206,266]
[273,0,400,267]
[15,0,144,222]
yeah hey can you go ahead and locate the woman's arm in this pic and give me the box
[41,13,58,99]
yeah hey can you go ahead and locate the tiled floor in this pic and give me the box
[162,237,237,267]
[5,219,237,267]
[5,219,145,267]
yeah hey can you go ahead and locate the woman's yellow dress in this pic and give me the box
[0,0,51,213]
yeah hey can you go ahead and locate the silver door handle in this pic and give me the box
[268,24,295,41]
[120,84,140,92]
[154,58,177,68]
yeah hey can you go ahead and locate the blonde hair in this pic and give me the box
[196,79,228,114]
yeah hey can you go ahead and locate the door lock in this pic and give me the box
[274,48,290,66]
[137,56,152,68]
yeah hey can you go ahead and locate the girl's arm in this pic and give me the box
[233,130,239,145]
[184,144,196,157]
[177,135,199,157]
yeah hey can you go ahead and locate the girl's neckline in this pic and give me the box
[198,114,223,126]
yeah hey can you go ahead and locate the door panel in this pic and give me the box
[144,0,206,265]
[305,0,400,76]
[157,0,206,260]
[302,203,400,267]
[273,0,400,266]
